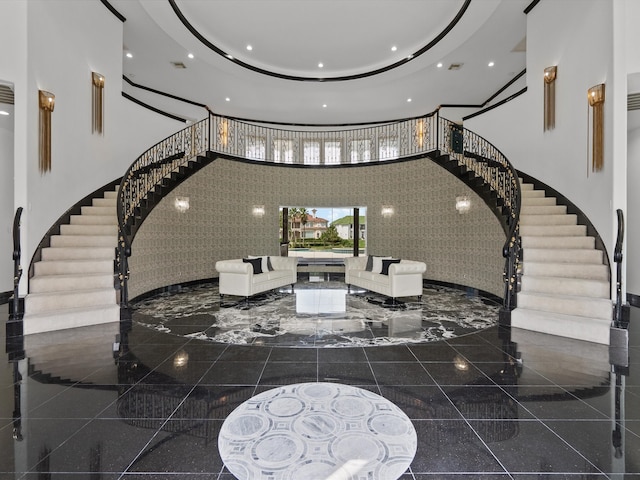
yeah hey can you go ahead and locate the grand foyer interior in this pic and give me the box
[1,0,639,478]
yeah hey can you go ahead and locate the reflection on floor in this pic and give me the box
[1,300,639,479]
[132,281,500,346]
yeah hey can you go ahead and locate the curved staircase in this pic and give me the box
[511,181,612,345]
[23,189,120,335]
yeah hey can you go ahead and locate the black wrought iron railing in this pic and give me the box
[12,207,24,321]
[614,208,625,327]
[116,110,521,312]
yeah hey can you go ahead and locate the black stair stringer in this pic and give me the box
[429,153,512,235]
[125,153,217,242]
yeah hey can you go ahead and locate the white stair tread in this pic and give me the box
[34,259,113,275]
[60,224,118,235]
[30,273,114,293]
[524,248,603,264]
[41,246,115,260]
[50,235,116,247]
[511,308,611,345]
[524,261,608,280]
[520,214,577,226]
[81,206,115,216]
[24,304,120,335]
[26,288,117,313]
[520,275,609,298]
[520,224,587,236]
[517,291,612,319]
[69,214,117,225]
[521,235,595,249]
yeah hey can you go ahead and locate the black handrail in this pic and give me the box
[614,209,624,326]
[12,207,24,320]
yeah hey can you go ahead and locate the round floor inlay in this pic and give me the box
[219,383,417,479]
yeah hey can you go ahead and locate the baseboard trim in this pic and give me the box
[628,293,640,308]
[130,277,219,304]
[423,279,503,306]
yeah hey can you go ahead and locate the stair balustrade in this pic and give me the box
[116,110,521,316]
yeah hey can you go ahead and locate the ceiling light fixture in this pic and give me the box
[318,62,324,68]
[391,46,397,52]
[225,97,230,102]
[322,104,327,108]
[407,98,412,102]
[188,53,194,59]
[488,61,495,67]
[125,52,133,58]
[246,45,253,51]
[437,62,443,68]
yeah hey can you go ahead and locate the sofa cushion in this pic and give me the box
[372,256,392,274]
[243,257,263,274]
[381,258,401,275]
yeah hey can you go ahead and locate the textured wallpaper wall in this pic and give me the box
[128,157,506,299]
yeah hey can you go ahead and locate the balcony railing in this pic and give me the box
[116,109,521,313]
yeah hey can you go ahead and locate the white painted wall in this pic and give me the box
[0,120,14,294]
[628,127,640,298]
[466,0,616,261]
[0,0,185,293]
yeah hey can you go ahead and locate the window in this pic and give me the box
[349,139,371,163]
[245,135,265,160]
[303,140,321,164]
[379,136,399,160]
[273,138,294,163]
[324,140,341,164]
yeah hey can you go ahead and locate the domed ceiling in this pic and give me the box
[114,0,529,124]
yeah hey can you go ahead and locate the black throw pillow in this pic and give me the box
[381,258,401,275]
[243,257,263,274]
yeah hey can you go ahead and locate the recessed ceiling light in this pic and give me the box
[225,97,231,102]
[407,54,414,60]
[246,45,253,51]
[226,54,234,60]
[126,52,133,58]
[322,104,327,108]
[407,98,412,102]
[488,61,495,67]
[318,62,324,68]
[437,62,443,68]
[188,53,194,59]
[0,110,9,116]
[391,46,397,52]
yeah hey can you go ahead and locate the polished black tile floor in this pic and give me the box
[1,296,639,479]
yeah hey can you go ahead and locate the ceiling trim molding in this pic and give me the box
[462,87,528,121]
[524,0,541,15]
[168,0,472,82]
[122,92,187,123]
[100,0,126,22]
[123,75,208,109]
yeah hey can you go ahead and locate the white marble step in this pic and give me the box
[519,182,533,190]
[524,261,608,281]
[60,224,118,236]
[69,214,117,225]
[519,224,586,237]
[511,308,610,345]
[30,272,114,293]
[23,304,120,335]
[520,205,567,215]
[517,291,612,320]
[50,234,116,247]
[35,259,112,275]
[521,189,545,198]
[524,248,603,264]
[92,197,116,207]
[520,213,577,226]
[26,288,116,314]
[41,246,114,261]
[520,275,609,298]
[521,196,558,206]
[104,190,118,199]
[521,235,595,249]
[81,205,114,216]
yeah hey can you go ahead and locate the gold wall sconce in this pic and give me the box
[455,195,471,214]
[381,206,394,218]
[219,119,229,147]
[39,90,55,173]
[92,72,105,134]
[543,66,557,131]
[588,83,605,172]
[415,118,426,149]
[252,205,265,217]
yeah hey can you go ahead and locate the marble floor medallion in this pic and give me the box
[219,383,417,480]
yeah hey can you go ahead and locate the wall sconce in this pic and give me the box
[415,118,426,148]
[219,118,229,147]
[174,196,190,213]
[381,206,394,218]
[38,90,55,173]
[588,83,605,172]
[455,196,471,214]
[92,72,105,134]
[543,66,557,131]
[173,350,189,369]
[252,205,265,217]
